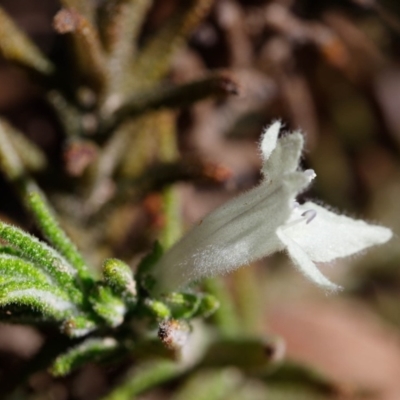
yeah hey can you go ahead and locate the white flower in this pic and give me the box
[150,122,392,294]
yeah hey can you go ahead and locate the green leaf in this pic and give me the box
[89,284,127,327]
[0,221,83,302]
[103,360,182,400]
[0,245,26,258]
[143,299,171,320]
[61,314,100,338]
[193,293,220,318]
[199,338,276,371]
[136,241,164,291]
[0,254,51,285]
[163,292,201,319]
[102,258,136,306]
[171,369,240,400]
[28,191,93,285]
[0,280,77,324]
[51,337,120,376]
[203,278,240,337]
[163,292,219,319]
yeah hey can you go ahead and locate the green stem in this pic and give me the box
[203,278,240,338]
[232,266,263,335]
[102,360,182,400]
[0,120,93,289]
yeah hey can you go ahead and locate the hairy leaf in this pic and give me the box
[0,221,83,302]
[51,337,120,376]
[0,280,77,324]
[102,258,136,305]
[89,284,127,327]
[0,254,51,285]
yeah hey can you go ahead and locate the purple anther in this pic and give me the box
[301,209,317,224]
[292,200,300,209]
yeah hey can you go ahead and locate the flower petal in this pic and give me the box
[260,121,280,161]
[151,160,314,294]
[283,202,393,263]
[151,183,289,294]
[277,226,342,292]
[262,132,304,178]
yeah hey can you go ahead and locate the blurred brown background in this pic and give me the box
[0,0,400,399]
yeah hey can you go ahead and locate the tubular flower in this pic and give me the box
[150,122,392,295]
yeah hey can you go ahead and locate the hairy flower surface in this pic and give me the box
[151,122,392,294]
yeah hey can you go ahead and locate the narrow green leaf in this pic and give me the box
[144,298,172,320]
[61,313,100,338]
[136,242,163,282]
[193,293,220,318]
[0,280,77,324]
[199,338,276,371]
[0,254,51,285]
[28,191,93,285]
[103,360,182,400]
[89,284,126,327]
[163,292,219,320]
[163,292,201,319]
[171,369,240,400]
[0,245,27,259]
[0,222,82,302]
[51,337,120,376]
[203,278,240,337]
[102,258,136,305]
[160,186,182,250]
[227,381,269,400]
[0,122,88,299]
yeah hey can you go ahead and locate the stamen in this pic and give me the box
[301,209,317,224]
[292,200,300,209]
[282,205,318,230]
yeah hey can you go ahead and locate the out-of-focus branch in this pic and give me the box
[130,0,215,90]
[216,0,253,68]
[101,0,153,97]
[100,72,239,136]
[53,8,108,91]
[0,7,54,75]
[0,118,47,173]
[60,0,95,25]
